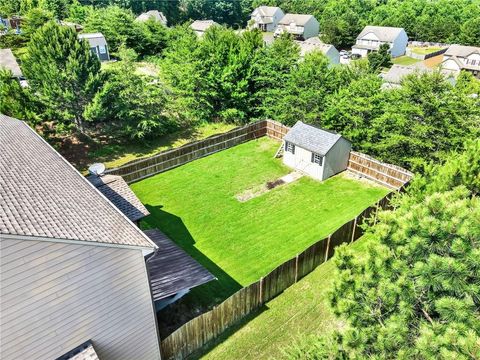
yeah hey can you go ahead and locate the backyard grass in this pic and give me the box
[132,137,389,309]
[199,235,373,360]
[392,56,420,65]
[409,46,443,55]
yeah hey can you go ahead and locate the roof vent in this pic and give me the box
[88,163,105,176]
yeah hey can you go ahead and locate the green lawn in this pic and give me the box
[392,56,420,65]
[409,46,443,55]
[199,235,373,360]
[132,137,388,308]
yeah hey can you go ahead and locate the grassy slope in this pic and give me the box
[409,46,443,55]
[89,122,236,170]
[132,138,388,306]
[392,56,420,65]
[200,235,373,360]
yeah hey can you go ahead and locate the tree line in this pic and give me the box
[1,5,479,171]
[1,0,479,48]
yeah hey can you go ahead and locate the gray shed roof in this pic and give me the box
[0,48,23,77]
[279,14,315,26]
[444,44,480,58]
[283,121,345,156]
[145,229,216,301]
[296,38,335,57]
[357,26,405,42]
[0,114,155,249]
[87,174,150,222]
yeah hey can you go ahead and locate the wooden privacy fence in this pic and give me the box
[160,189,402,360]
[347,151,413,189]
[106,120,287,183]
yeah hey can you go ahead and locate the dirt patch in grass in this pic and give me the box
[235,172,303,202]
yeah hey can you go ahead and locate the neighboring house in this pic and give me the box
[250,6,284,32]
[274,13,319,40]
[190,20,218,36]
[296,37,340,64]
[0,114,215,359]
[0,48,23,78]
[381,63,457,89]
[282,121,351,181]
[136,10,168,26]
[441,44,480,79]
[78,33,110,61]
[352,26,408,58]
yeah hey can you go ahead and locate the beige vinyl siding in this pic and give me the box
[0,238,161,360]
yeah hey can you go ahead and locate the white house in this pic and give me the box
[190,20,218,36]
[296,37,340,64]
[282,121,351,181]
[441,44,480,79]
[352,26,408,58]
[0,114,215,359]
[136,10,167,26]
[78,32,110,61]
[250,6,284,32]
[274,14,319,40]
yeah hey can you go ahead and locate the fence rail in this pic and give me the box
[160,189,404,359]
[347,151,413,189]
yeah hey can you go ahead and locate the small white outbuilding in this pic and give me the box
[282,121,351,181]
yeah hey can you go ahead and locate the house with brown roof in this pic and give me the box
[274,13,319,40]
[352,26,408,58]
[0,114,215,359]
[441,44,480,79]
[250,6,284,32]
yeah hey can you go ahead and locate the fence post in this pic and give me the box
[294,253,299,283]
[351,216,357,243]
[324,234,331,262]
[373,200,380,225]
[259,276,264,305]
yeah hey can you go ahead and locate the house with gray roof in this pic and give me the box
[352,26,408,58]
[274,13,319,40]
[136,10,167,26]
[0,114,215,360]
[79,33,110,61]
[296,37,340,64]
[0,48,23,78]
[283,121,351,181]
[190,20,218,36]
[381,63,457,89]
[441,44,480,79]
[250,6,284,32]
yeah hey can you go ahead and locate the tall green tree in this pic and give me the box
[0,69,39,123]
[287,140,480,359]
[85,47,171,139]
[367,43,392,71]
[22,21,101,133]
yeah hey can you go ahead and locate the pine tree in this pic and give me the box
[22,21,101,133]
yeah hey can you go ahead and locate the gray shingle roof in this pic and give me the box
[278,14,315,26]
[444,44,480,58]
[145,229,216,301]
[190,20,217,32]
[357,26,405,42]
[0,48,23,78]
[254,6,281,17]
[382,64,432,84]
[283,121,344,156]
[87,174,150,222]
[136,10,167,25]
[0,114,155,249]
[56,340,99,360]
[296,38,335,57]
